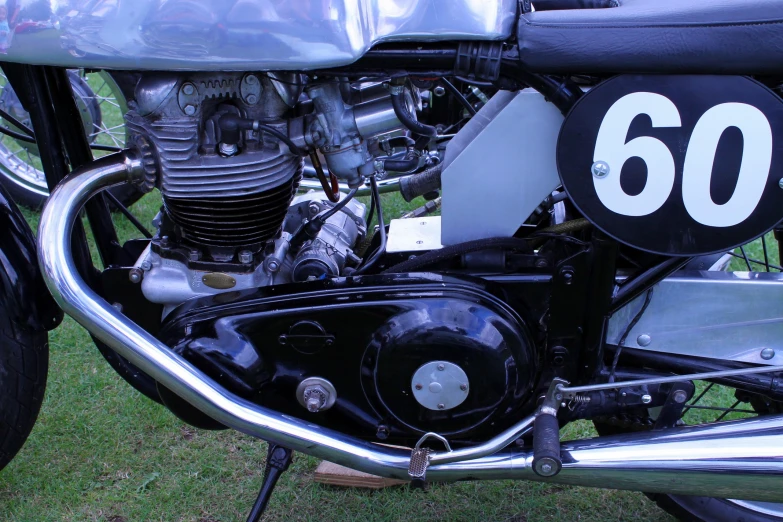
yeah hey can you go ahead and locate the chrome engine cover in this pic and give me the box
[1,1,516,71]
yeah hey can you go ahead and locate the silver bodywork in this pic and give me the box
[607,272,783,366]
[2,0,516,71]
[34,152,783,503]
[440,89,563,245]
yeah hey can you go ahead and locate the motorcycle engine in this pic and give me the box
[123,72,539,442]
[124,72,415,315]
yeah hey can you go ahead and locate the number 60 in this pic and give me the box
[594,92,773,228]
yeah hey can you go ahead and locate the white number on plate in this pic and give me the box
[594,93,773,227]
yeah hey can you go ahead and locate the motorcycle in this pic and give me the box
[0,0,782,520]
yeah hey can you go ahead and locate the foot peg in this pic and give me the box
[532,378,568,477]
[246,444,294,522]
[408,432,452,487]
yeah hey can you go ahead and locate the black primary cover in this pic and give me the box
[558,74,783,256]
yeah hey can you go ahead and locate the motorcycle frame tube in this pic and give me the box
[37,153,783,501]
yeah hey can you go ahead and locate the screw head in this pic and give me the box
[592,161,610,178]
[246,94,258,105]
[637,334,652,347]
[184,104,196,116]
[309,203,320,216]
[415,383,423,390]
[437,364,445,371]
[673,390,688,404]
[761,347,776,360]
[238,250,253,264]
[128,268,142,284]
[267,259,280,272]
[535,457,559,477]
[433,85,446,97]
[245,75,258,84]
[140,260,152,271]
[540,463,553,474]
[641,394,652,404]
[779,178,783,190]
[437,403,445,410]
[182,83,195,95]
[112,302,123,312]
[460,384,468,391]
[376,425,389,440]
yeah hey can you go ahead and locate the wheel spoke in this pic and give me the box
[715,399,742,422]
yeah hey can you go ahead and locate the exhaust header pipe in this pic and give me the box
[37,151,783,503]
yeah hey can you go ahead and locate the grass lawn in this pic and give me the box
[0,74,773,521]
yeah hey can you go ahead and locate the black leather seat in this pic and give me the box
[519,0,783,74]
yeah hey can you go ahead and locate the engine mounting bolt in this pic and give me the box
[761,348,776,360]
[460,384,468,391]
[183,104,196,116]
[433,85,446,97]
[641,394,652,404]
[591,160,610,178]
[140,260,152,271]
[128,268,143,284]
[637,334,652,347]
[238,250,253,264]
[182,83,195,95]
[437,403,445,410]
[673,390,688,404]
[437,364,445,371]
[415,383,423,390]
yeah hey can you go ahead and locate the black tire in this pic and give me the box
[649,494,782,522]
[0,308,48,471]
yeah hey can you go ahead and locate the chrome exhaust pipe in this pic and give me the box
[38,151,783,503]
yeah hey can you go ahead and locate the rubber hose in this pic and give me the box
[390,91,437,138]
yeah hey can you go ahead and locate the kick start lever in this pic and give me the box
[532,378,569,477]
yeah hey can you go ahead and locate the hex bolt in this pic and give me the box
[184,104,196,116]
[188,249,200,262]
[267,259,280,273]
[673,390,688,404]
[535,457,559,477]
[637,334,652,347]
[309,203,321,216]
[160,235,170,248]
[437,364,445,371]
[592,160,610,178]
[761,347,776,360]
[437,403,445,410]
[140,260,152,271]
[540,463,553,475]
[238,250,253,264]
[182,83,195,95]
[641,394,652,404]
[415,383,423,390]
[376,425,390,440]
[433,85,446,97]
[128,268,143,284]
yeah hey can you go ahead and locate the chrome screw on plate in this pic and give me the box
[591,161,610,178]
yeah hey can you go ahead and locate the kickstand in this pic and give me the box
[245,444,294,522]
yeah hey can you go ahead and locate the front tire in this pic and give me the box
[0,307,48,471]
